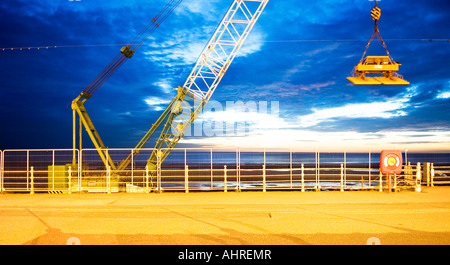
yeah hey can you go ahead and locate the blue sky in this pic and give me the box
[0,0,449,152]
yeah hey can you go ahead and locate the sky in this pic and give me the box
[0,0,449,152]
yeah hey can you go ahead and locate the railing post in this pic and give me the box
[0,150,3,193]
[78,149,81,193]
[185,165,189,193]
[315,150,320,191]
[416,162,422,192]
[344,149,346,187]
[210,148,213,189]
[393,173,397,192]
[224,165,227,193]
[52,150,55,191]
[340,163,344,192]
[68,166,72,194]
[388,174,392,193]
[290,149,293,189]
[368,149,371,186]
[406,162,412,176]
[30,166,34,195]
[27,150,29,191]
[237,149,240,192]
[378,172,383,192]
[107,166,111,194]
[431,163,435,187]
[262,164,266,192]
[301,164,305,192]
[157,150,162,193]
[145,165,150,194]
[131,149,134,186]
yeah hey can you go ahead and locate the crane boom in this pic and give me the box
[116,0,269,174]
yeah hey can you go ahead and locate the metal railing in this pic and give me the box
[0,150,3,192]
[0,148,447,194]
[0,149,78,193]
[430,164,450,186]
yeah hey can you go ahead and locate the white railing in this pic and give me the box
[430,164,450,186]
[1,150,3,192]
[0,148,446,194]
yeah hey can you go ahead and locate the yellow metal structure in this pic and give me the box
[71,0,185,168]
[347,56,409,85]
[71,0,270,181]
[72,93,116,169]
[347,2,409,85]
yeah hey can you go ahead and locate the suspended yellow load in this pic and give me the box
[347,56,409,85]
[347,3,409,85]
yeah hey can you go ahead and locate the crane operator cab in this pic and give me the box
[347,2,409,85]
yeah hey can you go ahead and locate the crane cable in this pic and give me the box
[359,2,393,64]
[2,38,448,52]
[81,0,184,98]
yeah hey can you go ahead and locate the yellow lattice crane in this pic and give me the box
[71,0,270,183]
